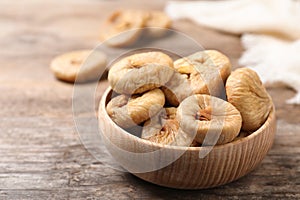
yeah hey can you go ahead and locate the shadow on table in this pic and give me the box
[123,171,255,199]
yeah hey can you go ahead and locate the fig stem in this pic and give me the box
[195,107,212,121]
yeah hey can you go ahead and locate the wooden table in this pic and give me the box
[0,0,299,199]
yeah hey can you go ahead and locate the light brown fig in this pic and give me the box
[167,50,231,105]
[50,50,107,83]
[226,68,272,131]
[144,11,172,37]
[177,94,242,145]
[233,131,251,142]
[100,10,147,47]
[161,72,192,106]
[108,51,174,95]
[142,107,193,146]
[106,89,165,128]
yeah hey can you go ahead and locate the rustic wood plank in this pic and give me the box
[0,0,299,199]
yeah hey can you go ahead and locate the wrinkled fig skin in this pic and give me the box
[201,50,231,83]
[162,72,192,106]
[100,10,147,47]
[142,108,194,146]
[106,89,165,128]
[177,94,242,145]
[172,50,231,101]
[226,68,272,131]
[108,51,174,95]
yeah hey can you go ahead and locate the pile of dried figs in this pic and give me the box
[106,50,273,147]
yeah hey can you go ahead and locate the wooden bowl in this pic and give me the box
[98,87,276,189]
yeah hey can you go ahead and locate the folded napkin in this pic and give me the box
[240,34,300,104]
[166,0,300,104]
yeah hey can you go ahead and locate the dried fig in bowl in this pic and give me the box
[174,50,231,93]
[108,51,174,95]
[164,50,231,106]
[177,94,242,145]
[106,88,165,128]
[226,68,272,131]
[161,72,192,106]
[141,107,193,146]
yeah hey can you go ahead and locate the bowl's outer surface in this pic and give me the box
[98,87,276,189]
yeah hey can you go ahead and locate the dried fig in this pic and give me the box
[164,50,231,106]
[174,50,231,94]
[161,72,192,106]
[108,51,174,95]
[142,107,193,146]
[50,50,107,83]
[226,68,272,131]
[233,131,251,142]
[100,10,147,47]
[177,94,242,145]
[145,11,172,37]
[106,88,165,128]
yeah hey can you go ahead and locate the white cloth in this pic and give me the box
[166,0,300,39]
[165,0,300,104]
[240,35,300,104]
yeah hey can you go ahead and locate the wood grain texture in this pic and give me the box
[0,0,299,199]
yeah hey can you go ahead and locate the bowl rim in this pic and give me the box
[99,87,275,151]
